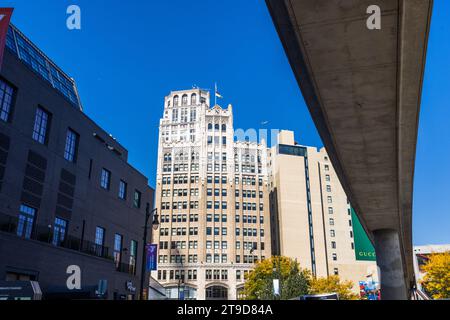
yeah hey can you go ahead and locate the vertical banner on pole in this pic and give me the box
[0,8,14,71]
[146,244,158,271]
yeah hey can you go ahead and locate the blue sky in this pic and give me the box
[3,0,449,246]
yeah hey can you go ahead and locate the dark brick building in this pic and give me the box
[0,25,154,300]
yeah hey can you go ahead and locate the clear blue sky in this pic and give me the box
[4,0,449,246]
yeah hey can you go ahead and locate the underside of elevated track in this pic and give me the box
[265,0,433,299]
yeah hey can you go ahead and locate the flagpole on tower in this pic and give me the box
[214,82,217,106]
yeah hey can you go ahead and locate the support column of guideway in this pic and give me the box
[373,229,408,300]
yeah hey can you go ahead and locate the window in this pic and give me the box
[17,205,36,239]
[100,168,111,190]
[329,218,334,226]
[32,107,51,144]
[206,286,228,299]
[332,253,337,261]
[119,180,127,200]
[191,93,197,105]
[330,230,335,237]
[278,144,306,157]
[328,207,334,214]
[52,217,67,246]
[173,95,179,106]
[0,79,14,122]
[64,129,79,162]
[172,108,178,122]
[134,190,142,208]
[182,94,188,105]
[94,226,105,256]
[113,234,123,268]
[327,196,333,204]
[129,240,138,274]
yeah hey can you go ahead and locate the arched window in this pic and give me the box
[206,286,228,300]
[164,153,172,162]
[191,93,197,105]
[182,94,188,105]
[208,123,213,131]
[222,124,226,132]
[214,124,220,131]
[167,100,171,107]
[173,95,179,106]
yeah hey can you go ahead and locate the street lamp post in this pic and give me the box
[139,203,159,300]
[272,258,282,300]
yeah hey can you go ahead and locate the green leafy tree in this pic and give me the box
[310,275,358,300]
[421,251,450,299]
[242,256,311,300]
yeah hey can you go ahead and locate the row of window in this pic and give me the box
[100,168,142,208]
[17,204,138,271]
[207,135,227,146]
[160,201,203,210]
[160,214,199,223]
[160,175,263,186]
[155,268,254,282]
[159,201,264,212]
[0,81,144,210]
[207,123,227,132]
[158,240,264,252]
[158,255,198,264]
[158,213,264,225]
[330,241,355,251]
[159,227,199,237]
[170,175,199,184]
[1,95,79,164]
[158,270,250,282]
[169,93,203,107]
[206,269,228,281]
[162,188,200,197]
[157,269,198,282]
[157,254,265,266]
[329,229,354,239]
[159,240,199,250]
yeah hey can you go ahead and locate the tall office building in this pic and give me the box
[152,89,271,300]
[269,130,378,292]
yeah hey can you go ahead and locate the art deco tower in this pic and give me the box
[152,89,271,300]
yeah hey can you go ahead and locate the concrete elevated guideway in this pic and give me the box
[265,0,433,299]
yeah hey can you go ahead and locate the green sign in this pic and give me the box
[351,207,376,261]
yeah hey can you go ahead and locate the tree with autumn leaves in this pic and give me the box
[420,251,450,299]
[242,256,358,300]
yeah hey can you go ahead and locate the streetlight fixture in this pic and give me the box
[139,203,159,300]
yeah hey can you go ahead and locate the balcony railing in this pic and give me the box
[115,261,137,275]
[0,212,111,260]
